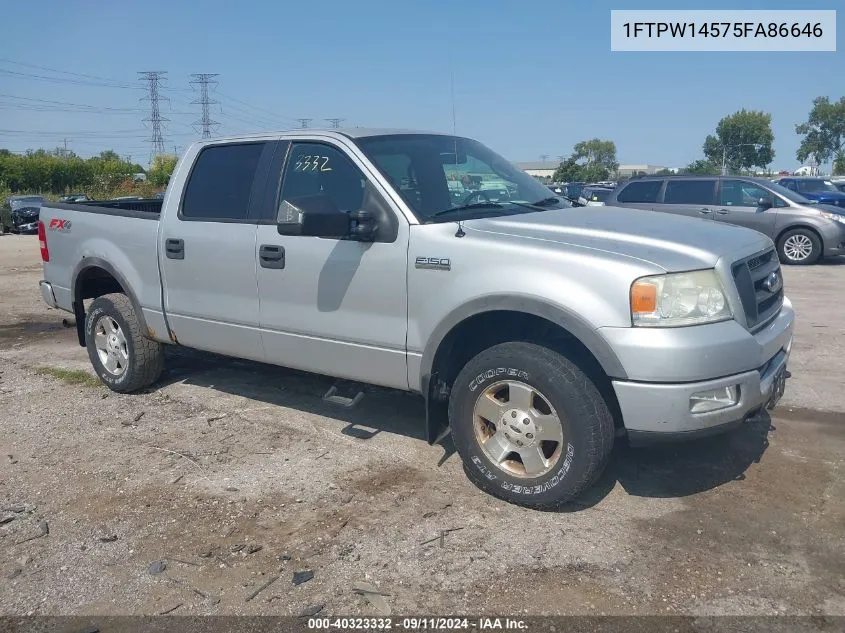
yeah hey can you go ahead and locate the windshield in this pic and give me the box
[799,179,839,193]
[585,188,611,202]
[355,134,570,222]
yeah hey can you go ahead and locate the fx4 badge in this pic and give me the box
[48,218,72,233]
[415,256,450,271]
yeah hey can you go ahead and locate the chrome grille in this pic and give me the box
[731,249,783,330]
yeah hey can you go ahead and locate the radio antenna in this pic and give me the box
[449,57,465,238]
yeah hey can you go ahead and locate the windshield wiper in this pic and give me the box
[427,202,505,221]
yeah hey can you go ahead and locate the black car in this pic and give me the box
[58,193,92,203]
[1,195,45,234]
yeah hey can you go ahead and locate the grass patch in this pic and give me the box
[35,366,102,388]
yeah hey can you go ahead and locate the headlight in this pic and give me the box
[818,210,845,224]
[631,269,732,327]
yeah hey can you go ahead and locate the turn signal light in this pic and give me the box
[631,280,657,314]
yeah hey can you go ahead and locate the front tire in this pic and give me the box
[85,293,164,393]
[777,228,821,265]
[448,342,614,509]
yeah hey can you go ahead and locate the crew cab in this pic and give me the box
[37,129,794,508]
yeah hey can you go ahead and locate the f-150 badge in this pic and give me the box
[415,256,450,271]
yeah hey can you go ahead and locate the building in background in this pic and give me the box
[513,161,559,180]
[616,164,670,178]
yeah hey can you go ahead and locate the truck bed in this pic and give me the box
[51,197,163,219]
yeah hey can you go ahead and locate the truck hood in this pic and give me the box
[802,191,845,206]
[463,206,770,272]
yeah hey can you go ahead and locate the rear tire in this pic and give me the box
[777,228,821,265]
[85,293,164,393]
[448,342,614,509]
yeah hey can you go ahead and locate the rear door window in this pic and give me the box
[181,142,266,221]
[662,179,716,205]
[616,180,662,203]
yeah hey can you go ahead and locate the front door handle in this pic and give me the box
[259,244,285,269]
[165,238,184,260]
[698,208,712,214]
[716,209,729,215]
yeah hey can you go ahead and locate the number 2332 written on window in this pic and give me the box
[294,156,332,172]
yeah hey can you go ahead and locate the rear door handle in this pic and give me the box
[716,209,729,215]
[165,238,184,260]
[698,208,712,214]
[259,244,285,269]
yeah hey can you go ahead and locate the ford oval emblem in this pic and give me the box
[762,271,781,293]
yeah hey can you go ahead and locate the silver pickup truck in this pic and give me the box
[37,129,794,508]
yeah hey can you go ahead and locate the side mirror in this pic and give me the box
[277,195,350,237]
[757,196,773,210]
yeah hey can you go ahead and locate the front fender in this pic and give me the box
[418,294,628,393]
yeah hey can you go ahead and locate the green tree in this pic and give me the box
[552,139,618,182]
[833,154,845,176]
[796,96,845,169]
[552,157,583,183]
[147,154,178,187]
[683,159,720,175]
[702,109,775,173]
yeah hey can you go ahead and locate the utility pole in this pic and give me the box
[297,118,312,129]
[190,73,220,139]
[325,118,345,128]
[138,71,169,163]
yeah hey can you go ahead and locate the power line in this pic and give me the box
[138,71,169,161]
[325,118,345,128]
[297,118,312,129]
[0,57,137,86]
[190,73,220,139]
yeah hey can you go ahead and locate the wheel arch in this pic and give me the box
[420,297,627,443]
[71,258,148,347]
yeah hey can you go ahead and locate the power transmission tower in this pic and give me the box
[540,154,549,163]
[297,118,312,129]
[190,73,220,139]
[138,71,169,162]
[325,118,345,128]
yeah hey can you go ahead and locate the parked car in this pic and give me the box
[59,194,92,203]
[774,177,845,209]
[831,178,845,193]
[577,186,613,207]
[1,195,45,234]
[37,129,794,508]
[606,175,845,265]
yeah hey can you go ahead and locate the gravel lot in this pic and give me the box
[1,233,843,617]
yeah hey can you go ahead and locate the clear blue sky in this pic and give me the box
[1,0,841,169]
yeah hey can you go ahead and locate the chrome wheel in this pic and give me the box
[472,380,564,478]
[93,316,128,376]
[783,234,814,262]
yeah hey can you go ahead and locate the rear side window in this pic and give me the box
[181,143,265,220]
[617,180,662,203]
[663,179,716,205]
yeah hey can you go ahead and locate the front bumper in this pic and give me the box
[610,302,794,441]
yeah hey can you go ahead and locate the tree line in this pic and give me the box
[551,95,845,182]
[0,149,178,200]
